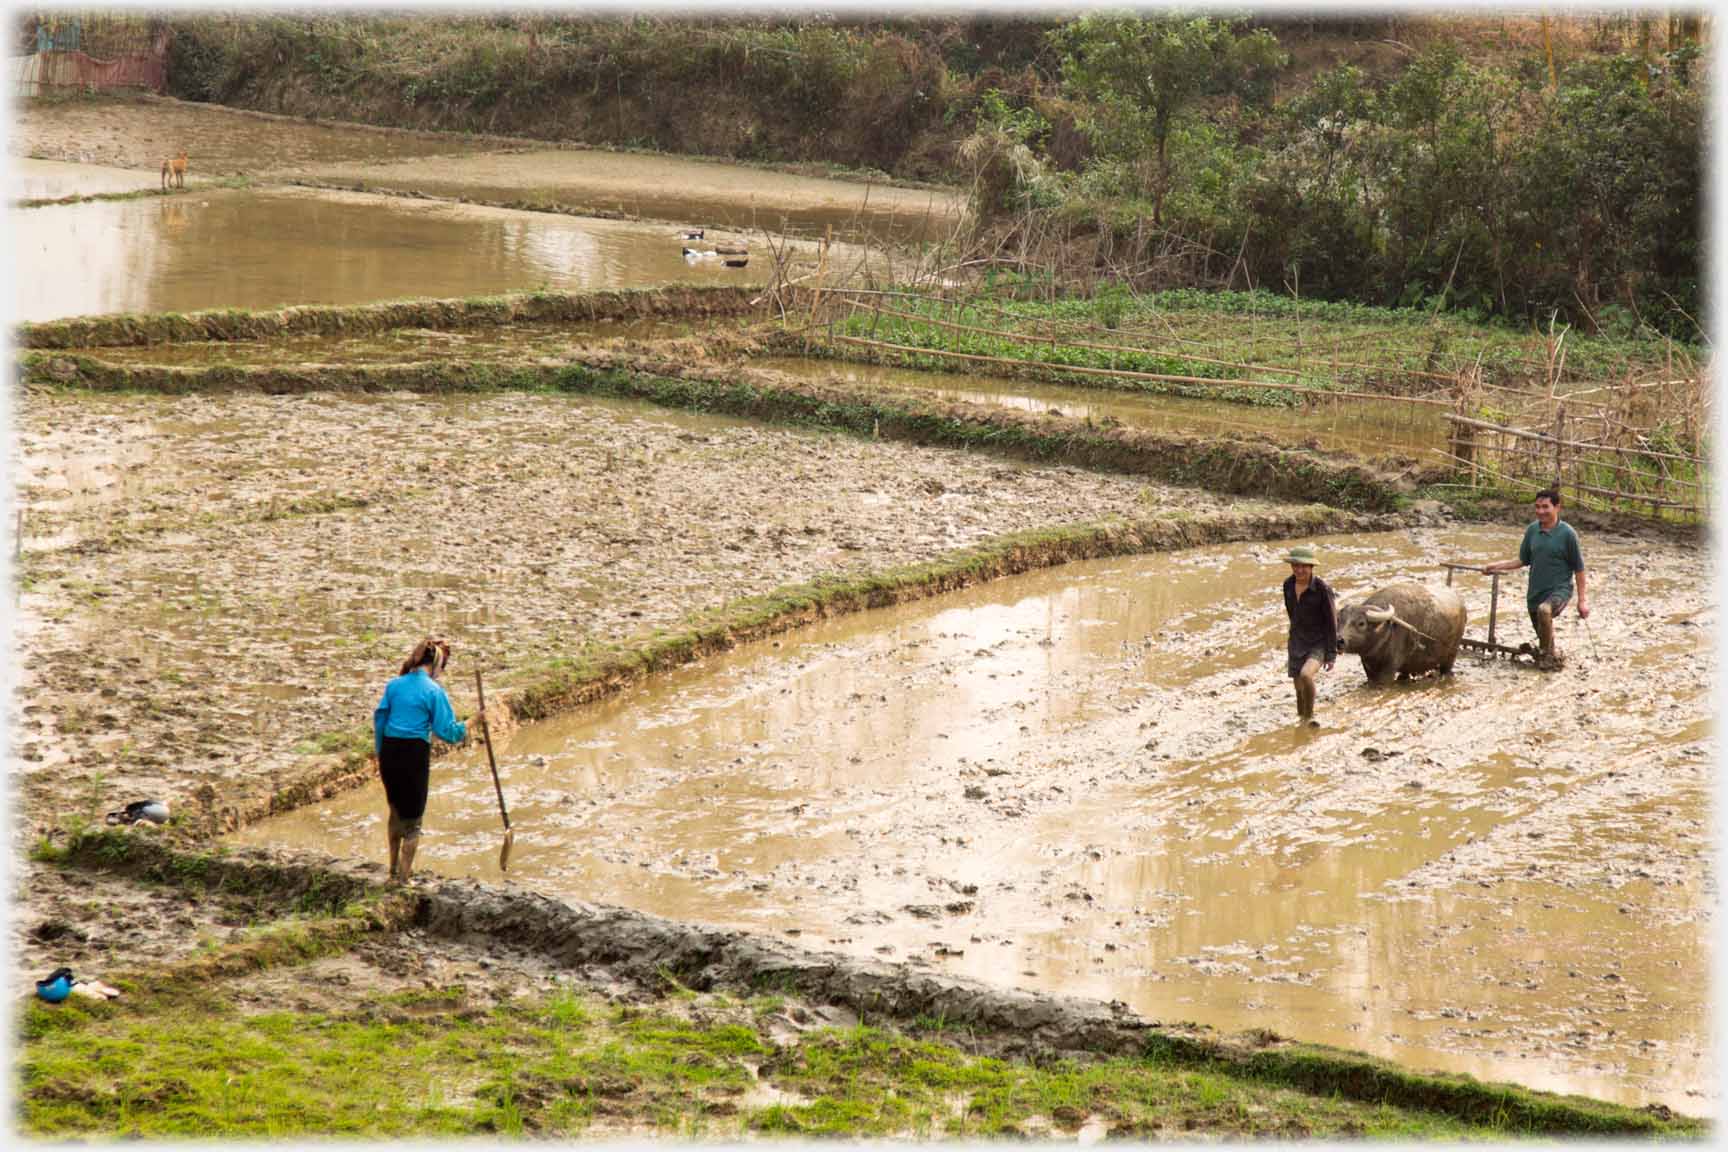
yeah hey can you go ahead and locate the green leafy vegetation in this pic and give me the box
[157,13,1701,336]
[25,976,1679,1140]
[822,285,1697,392]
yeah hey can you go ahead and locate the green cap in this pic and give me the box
[1282,545,1317,565]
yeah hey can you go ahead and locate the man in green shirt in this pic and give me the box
[1483,488,1589,670]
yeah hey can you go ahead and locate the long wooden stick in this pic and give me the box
[473,668,513,870]
[1445,413,1708,466]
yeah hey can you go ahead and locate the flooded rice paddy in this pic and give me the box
[236,527,1712,1113]
[14,92,1715,1124]
[16,187,854,323]
[756,357,1447,461]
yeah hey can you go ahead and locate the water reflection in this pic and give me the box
[14,188,851,322]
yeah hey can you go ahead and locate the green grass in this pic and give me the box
[25,978,1659,1141]
[290,727,372,758]
[1022,286,1697,385]
[753,1025,1520,1139]
[831,298,1310,407]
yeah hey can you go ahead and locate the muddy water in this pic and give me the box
[237,527,1712,1112]
[90,317,727,368]
[300,150,960,241]
[12,158,158,201]
[14,187,856,322]
[756,357,1445,460]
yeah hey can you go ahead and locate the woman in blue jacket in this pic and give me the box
[373,638,478,883]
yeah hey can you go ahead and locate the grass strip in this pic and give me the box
[17,285,765,349]
[42,348,1700,532]
[546,360,1412,511]
[15,992,1538,1140]
[1136,1032,1700,1138]
[17,175,254,210]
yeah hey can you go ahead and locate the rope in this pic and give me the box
[1372,611,1443,648]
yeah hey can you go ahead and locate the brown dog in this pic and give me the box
[160,150,187,191]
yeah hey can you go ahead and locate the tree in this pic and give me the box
[1050,13,1282,227]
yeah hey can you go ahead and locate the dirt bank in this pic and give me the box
[290,150,960,240]
[45,318,709,368]
[14,92,512,175]
[11,158,162,201]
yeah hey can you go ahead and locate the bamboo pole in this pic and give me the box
[1429,446,1695,514]
[1444,414,1708,467]
[802,224,831,354]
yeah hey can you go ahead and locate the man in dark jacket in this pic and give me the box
[1281,544,1337,726]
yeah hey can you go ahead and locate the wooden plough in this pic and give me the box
[1442,562,1532,661]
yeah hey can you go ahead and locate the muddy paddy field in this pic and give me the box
[8,93,1715,1139]
[236,526,1712,1113]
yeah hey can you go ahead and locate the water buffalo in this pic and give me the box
[1336,581,1468,685]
